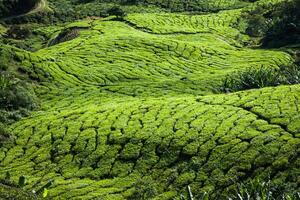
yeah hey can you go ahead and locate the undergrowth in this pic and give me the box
[220,64,300,92]
[186,179,300,200]
[0,72,38,123]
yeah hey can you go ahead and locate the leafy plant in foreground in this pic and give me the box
[0,173,53,199]
[184,179,300,200]
[227,178,300,200]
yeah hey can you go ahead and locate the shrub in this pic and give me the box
[107,6,127,19]
[0,73,37,110]
[0,174,53,199]
[0,123,14,148]
[6,25,32,39]
[220,64,300,93]
[242,0,300,46]
[280,64,300,85]
[220,66,281,93]
[0,184,38,200]
[245,14,271,37]
[131,177,159,199]
[262,0,300,47]
[0,46,14,71]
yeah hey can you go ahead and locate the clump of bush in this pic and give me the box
[0,123,14,148]
[0,45,41,123]
[131,177,159,199]
[262,0,300,47]
[107,6,127,20]
[0,72,38,123]
[6,25,32,40]
[220,64,300,93]
[220,66,280,92]
[0,46,14,71]
[0,73,37,110]
[242,0,300,46]
[243,7,273,37]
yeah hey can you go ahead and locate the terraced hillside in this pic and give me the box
[0,0,299,199]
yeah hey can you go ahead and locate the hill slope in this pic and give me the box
[0,0,299,199]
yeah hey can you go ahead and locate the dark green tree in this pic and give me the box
[107,6,127,20]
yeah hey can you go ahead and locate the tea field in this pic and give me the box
[0,0,299,199]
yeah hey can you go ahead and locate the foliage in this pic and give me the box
[0,0,38,18]
[0,174,53,199]
[262,0,300,47]
[0,0,252,24]
[0,73,38,123]
[245,11,272,37]
[6,25,32,40]
[185,179,300,200]
[280,64,300,85]
[0,73,37,111]
[0,45,14,70]
[108,6,127,19]
[0,123,14,148]
[242,0,300,46]
[220,64,300,92]
[131,177,159,199]
[0,184,39,200]
[0,0,300,199]
[227,179,300,200]
[220,66,280,92]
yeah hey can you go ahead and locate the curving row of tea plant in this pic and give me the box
[0,0,299,199]
[1,85,299,199]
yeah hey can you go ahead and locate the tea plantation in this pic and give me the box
[0,0,299,199]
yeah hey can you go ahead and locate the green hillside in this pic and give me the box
[0,0,299,199]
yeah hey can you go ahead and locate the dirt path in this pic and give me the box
[0,0,50,22]
[28,0,48,14]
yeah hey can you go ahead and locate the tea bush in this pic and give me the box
[0,123,14,148]
[0,0,299,199]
